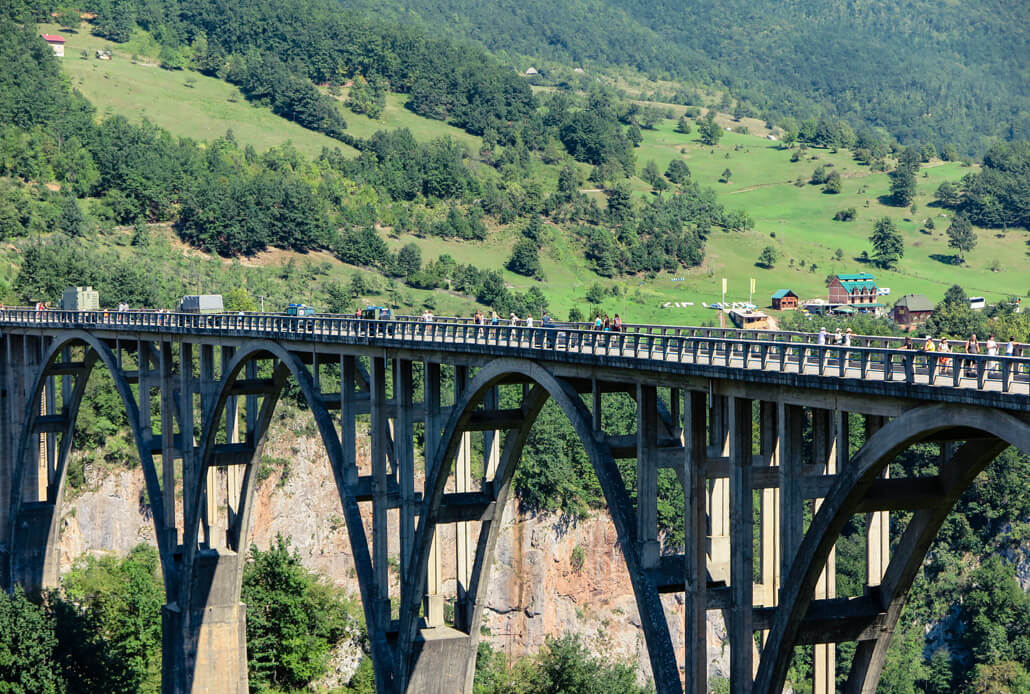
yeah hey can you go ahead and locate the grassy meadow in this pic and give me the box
[44,23,356,157]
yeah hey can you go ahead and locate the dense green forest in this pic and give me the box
[335,0,1028,156]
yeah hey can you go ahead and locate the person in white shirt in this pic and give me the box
[817,327,827,346]
[986,334,998,373]
[525,315,534,328]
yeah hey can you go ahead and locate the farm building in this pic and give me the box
[40,34,65,57]
[771,289,798,310]
[892,294,934,328]
[828,273,879,305]
[524,67,539,76]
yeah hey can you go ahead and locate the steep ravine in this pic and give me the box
[58,422,731,684]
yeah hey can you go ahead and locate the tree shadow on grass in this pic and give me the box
[930,253,963,266]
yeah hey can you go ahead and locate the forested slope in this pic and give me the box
[338,0,1029,154]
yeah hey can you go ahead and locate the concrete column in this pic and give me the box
[778,402,803,596]
[395,360,415,591]
[179,342,197,546]
[865,416,890,587]
[482,386,501,479]
[422,362,444,627]
[369,357,390,631]
[160,342,178,551]
[683,390,708,694]
[758,402,780,615]
[636,384,659,568]
[0,335,10,583]
[453,366,473,627]
[812,409,837,694]
[162,551,248,694]
[709,394,731,579]
[729,396,754,693]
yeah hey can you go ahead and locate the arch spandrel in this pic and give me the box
[398,359,682,694]
[6,331,173,589]
[754,405,1030,693]
[182,340,395,691]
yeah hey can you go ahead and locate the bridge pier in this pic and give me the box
[163,550,248,694]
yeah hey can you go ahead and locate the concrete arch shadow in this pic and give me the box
[755,404,1030,693]
[180,340,393,692]
[398,359,681,694]
[6,331,172,590]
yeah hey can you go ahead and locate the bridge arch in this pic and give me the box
[754,404,1030,693]
[180,340,393,692]
[6,331,172,589]
[398,359,681,694]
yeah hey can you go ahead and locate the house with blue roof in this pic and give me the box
[770,289,798,310]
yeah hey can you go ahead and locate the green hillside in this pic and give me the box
[35,23,1024,326]
[336,0,1029,155]
[44,24,355,157]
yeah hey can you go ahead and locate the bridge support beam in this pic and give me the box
[162,550,248,694]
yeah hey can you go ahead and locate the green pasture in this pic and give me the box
[331,89,484,155]
[45,23,356,157]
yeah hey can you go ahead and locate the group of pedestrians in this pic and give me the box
[592,313,622,332]
[817,325,1021,378]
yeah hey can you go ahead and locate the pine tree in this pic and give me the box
[869,216,904,269]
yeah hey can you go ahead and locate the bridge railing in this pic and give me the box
[1,309,1026,394]
[389,313,1024,356]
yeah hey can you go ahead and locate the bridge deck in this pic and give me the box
[2,310,1027,410]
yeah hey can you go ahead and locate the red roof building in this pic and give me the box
[40,34,66,57]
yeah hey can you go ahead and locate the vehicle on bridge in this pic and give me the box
[360,306,392,320]
[285,303,316,316]
[179,294,224,314]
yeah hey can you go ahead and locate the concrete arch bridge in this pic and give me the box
[0,309,1027,693]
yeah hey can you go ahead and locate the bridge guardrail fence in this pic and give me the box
[0,308,1026,394]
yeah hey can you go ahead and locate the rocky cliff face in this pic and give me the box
[59,419,732,684]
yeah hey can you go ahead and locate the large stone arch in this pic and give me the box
[180,340,394,692]
[754,404,1030,693]
[398,359,681,694]
[6,331,172,589]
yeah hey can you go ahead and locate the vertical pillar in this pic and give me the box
[865,416,890,587]
[395,360,415,590]
[778,402,803,595]
[43,373,56,497]
[729,396,753,693]
[180,341,198,543]
[422,362,444,627]
[453,366,472,627]
[482,386,501,479]
[369,356,390,632]
[199,345,216,547]
[160,341,178,551]
[0,335,11,586]
[683,390,708,694]
[636,384,659,568]
[758,402,780,615]
[812,409,837,694]
[709,394,731,580]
